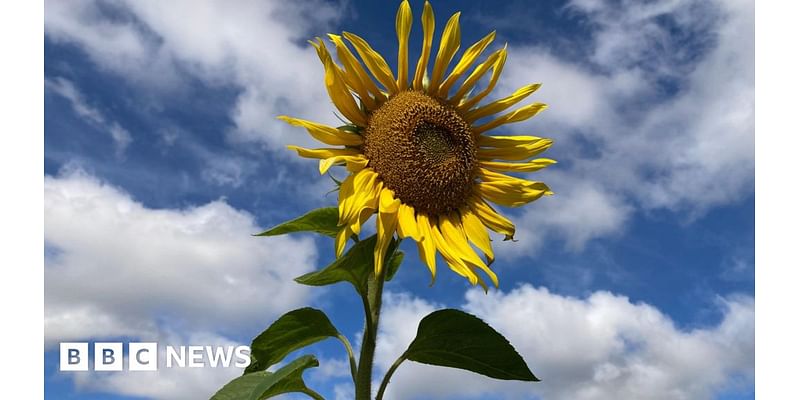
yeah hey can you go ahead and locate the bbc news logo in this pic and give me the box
[59,342,251,371]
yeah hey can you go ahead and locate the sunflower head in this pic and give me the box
[364,90,476,216]
[282,0,555,289]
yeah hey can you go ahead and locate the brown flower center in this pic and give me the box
[363,90,476,215]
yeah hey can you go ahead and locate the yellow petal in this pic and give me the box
[278,116,363,146]
[477,180,552,207]
[477,137,554,161]
[438,214,484,268]
[310,37,332,64]
[452,46,506,107]
[346,156,370,173]
[430,220,484,289]
[343,32,398,94]
[312,38,369,126]
[480,158,556,173]
[469,196,516,239]
[337,173,357,217]
[472,103,548,134]
[413,1,435,91]
[478,167,539,183]
[477,168,554,207]
[396,0,412,89]
[335,225,353,257]
[319,155,368,175]
[378,187,400,215]
[478,168,551,189]
[478,135,545,147]
[439,214,498,287]
[287,145,360,160]
[352,181,383,236]
[375,188,400,275]
[464,83,541,123]
[328,34,385,108]
[428,12,461,94]
[337,204,379,255]
[396,203,421,241]
[438,31,496,98]
[321,36,373,110]
[416,213,438,282]
[338,169,380,226]
[461,208,494,262]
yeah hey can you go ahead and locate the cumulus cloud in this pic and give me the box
[375,286,754,400]
[491,0,753,252]
[44,0,344,151]
[494,172,633,259]
[44,170,318,346]
[45,76,133,157]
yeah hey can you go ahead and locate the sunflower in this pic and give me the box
[282,0,554,289]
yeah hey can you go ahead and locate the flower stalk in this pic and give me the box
[355,259,388,399]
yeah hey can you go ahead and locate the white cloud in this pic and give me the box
[490,0,753,253]
[629,0,754,212]
[44,0,345,151]
[44,170,318,346]
[720,256,753,282]
[108,123,133,157]
[44,1,162,83]
[570,0,717,76]
[310,356,353,383]
[333,383,356,400]
[375,286,754,400]
[45,77,133,157]
[45,77,104,124]
[494,172,633,258]
[497,50,615,136]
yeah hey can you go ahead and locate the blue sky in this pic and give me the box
[44,0,754,399]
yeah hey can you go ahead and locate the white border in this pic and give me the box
[756,1,800,399]
[0,0,44,397]
[3,0,789,398]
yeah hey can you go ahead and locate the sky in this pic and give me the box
[43,0,754,399]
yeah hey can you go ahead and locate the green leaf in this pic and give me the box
[245,308,339,374]
[255,207,339,238]
[404,309,539,381]
[384,250,404,282]
[212,355,319,400]
[294,235,399,297]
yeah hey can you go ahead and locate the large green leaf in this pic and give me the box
[245,308,339,374]
[404,309,539,381]
[294,235,399,297]
[255,207,339,238]
[211,355,320,400]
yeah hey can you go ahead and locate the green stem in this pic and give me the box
[375,353,407,400]
[355,266,386,400]
[337,334,359,385]
[301,387,326,400]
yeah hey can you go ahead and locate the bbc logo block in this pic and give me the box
[129,342,158,371]
[59,342,88,371]
[59,342,158,371]
[94,342,123,371]
[59,342,251,371]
